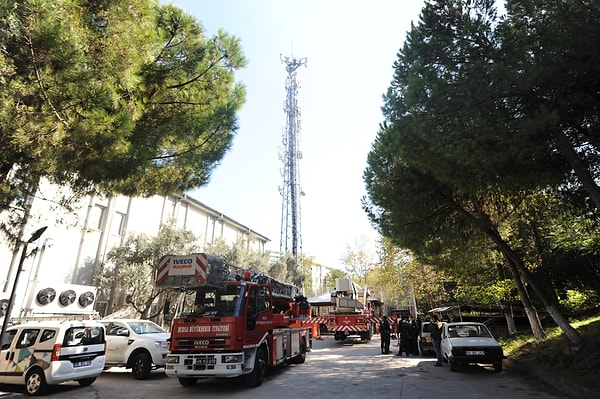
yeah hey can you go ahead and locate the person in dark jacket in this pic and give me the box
[379,316,392,354]
[430,314,443,366]
[408,315,419,355]
[397,315,410,356]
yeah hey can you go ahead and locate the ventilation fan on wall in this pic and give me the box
[58,290,77,306]
[78,291,95,307]
[36,288,56,306]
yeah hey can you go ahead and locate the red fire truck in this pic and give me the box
[306,278,376,341]
[157,253,311,388]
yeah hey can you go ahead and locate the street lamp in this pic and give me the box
[0,226,48,347]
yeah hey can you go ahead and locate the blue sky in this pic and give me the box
[167,0,426,269]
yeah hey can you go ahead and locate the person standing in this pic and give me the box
[408,315,419,355]
[430,314,443,366]
[397,315,410,356]
[379,316,391,354]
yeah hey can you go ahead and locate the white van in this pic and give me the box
[0,320,106,396]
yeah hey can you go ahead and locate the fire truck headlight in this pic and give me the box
[222,354,243,364]
[166,355,179,364]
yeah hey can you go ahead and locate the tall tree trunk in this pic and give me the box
[553,129,600,209]
[487,226,584,345]
[514,261,584,346]
[500,250,546,339]
[497,263,517,335]
[458,207,546,338]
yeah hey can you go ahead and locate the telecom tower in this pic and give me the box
[279,54,307,268]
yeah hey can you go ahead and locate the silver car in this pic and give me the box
[440,322,504,372]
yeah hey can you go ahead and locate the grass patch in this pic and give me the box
[499,314,600,392]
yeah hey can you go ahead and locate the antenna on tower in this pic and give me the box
[279,54,307,280]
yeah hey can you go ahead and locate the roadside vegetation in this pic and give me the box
[500,312,600,393]
[361,0,600,353]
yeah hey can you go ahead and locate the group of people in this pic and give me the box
[378,314,419,355]
[379,314,444,367]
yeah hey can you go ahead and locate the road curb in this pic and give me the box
[0,392,23,398]
[504,357,599,399]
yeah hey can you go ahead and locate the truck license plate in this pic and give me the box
[196,358,215,365]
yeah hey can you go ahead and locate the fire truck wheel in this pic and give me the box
[245,348,267,387]
[178,377,198,387]
[288,340,307,364]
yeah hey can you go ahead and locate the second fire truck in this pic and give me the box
[307,278,377,341]
[157,253,311,388]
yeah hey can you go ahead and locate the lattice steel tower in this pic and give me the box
[279,54,307,264]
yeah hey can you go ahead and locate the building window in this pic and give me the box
[110,212,126,236]
[91,205,106,231]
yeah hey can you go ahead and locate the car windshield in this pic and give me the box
[447,324,493,338]
[127,321,166,334]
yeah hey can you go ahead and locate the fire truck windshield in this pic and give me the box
[187,285,244,317]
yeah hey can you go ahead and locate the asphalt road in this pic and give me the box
[1,334,569,399]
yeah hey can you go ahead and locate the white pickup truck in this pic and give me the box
[100,319,170,379]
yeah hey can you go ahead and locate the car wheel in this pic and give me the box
[132,352,152,380]
[493,361,502,372]
[77,377,96,386]
[25,368,48,396]
[178,377,198,387]
[245,347,267,387]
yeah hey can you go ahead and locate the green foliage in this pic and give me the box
[206,237,270,274]
[341,235,376,284]
[99,221,200,318]
[363,0,600,330]
[268,253,309,290]
[559,290,598,313]
[324,268,347,289]
[369,237,449,313]
[205,240,308,290]
[0,0,246,238]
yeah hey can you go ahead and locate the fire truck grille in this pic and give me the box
[173,337,231,351]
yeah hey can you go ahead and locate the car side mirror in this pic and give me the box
[116,329,130,337]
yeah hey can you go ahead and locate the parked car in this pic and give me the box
[418,321,434,355]
[440,322,504,372]
[100,319,169,379]
[0,320,106,396]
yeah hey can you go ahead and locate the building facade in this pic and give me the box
[0,180,270,319]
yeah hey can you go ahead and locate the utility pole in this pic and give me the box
[279,54,307,273]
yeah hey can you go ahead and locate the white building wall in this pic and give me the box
[0,180,270,319]
[310,262,341,296]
